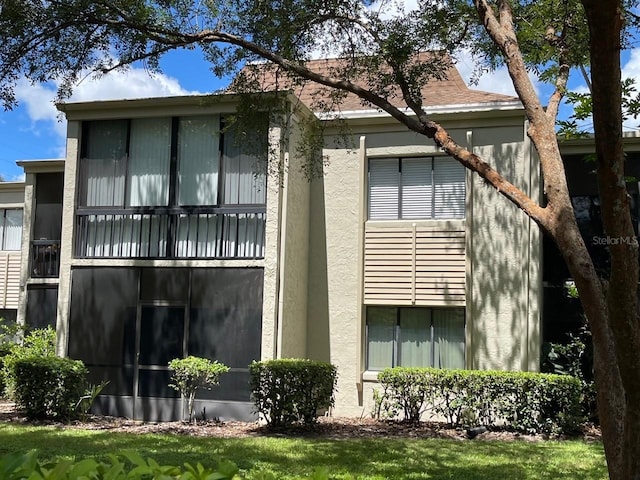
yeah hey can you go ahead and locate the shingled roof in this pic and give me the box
[232,56,519,113]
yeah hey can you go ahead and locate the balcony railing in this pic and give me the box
[75,206,266,259]
[31,240,61,278]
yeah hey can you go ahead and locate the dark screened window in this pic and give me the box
[34,172,63,241]
[25,287,58,330]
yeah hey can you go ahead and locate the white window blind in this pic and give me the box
[366,306,465,370]
[433,158,465,219]
[178,116,220,206]
[1,209,23,250]
[223,128,267,205]
[369,158,399,220]
[127,117,171,207]
[401,158,432,219]
[80,120,128,207]
[368,157,465,220]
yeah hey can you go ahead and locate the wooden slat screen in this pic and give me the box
[364,224,465,306]
[0,251,21,308]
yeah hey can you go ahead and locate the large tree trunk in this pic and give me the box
[580,1,640,478]
[556,225,625,477]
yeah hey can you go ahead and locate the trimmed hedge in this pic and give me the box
[375,367,584,434]
[249,358,337,427]
[2,327,56,400]
[12,356,88,420]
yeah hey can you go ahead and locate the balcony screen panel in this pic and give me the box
[34,172,63,241]
[433,158,465,219]
[127,117,171,207]
[196,370,251,402]
[68,268,138,367]
[401,158,432,219]
[80,120,128,207]
[189,268,263,367]
[140,267,189,302]
[25,287,57,330]
[399,308,431,367]
[139,305,185,366]
[369,159,399,220]
[222,129,267,205]
[433,308,465,369]
[366,307,396,370]
[2,209,23,250]
[178,116,219,206]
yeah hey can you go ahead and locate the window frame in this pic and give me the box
[365,306,466,371]
[367,156,466,221]
[74,115,267,260]
[0,208,23,251]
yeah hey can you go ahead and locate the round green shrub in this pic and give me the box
[12,355,88,420]
[249,358,338,428]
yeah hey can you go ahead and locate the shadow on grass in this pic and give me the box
[0,424,607,480]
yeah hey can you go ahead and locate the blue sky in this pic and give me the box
[1,41,639,182]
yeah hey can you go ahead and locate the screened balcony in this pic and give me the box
[75,207,265,259]
[75,114,267,260]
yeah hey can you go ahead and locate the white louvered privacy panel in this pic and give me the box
[364,223,465,306]
[0,251,21,308]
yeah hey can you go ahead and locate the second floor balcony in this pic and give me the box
[32,239,61,277]
[74,206,266,260]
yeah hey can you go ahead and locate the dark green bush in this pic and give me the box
[249,358,337,427]
[375,367,584,434]
[12,356,88,420]
[0,318,22,398]
[2,326,56,399]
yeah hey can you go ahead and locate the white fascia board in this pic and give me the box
[316,100,524,120]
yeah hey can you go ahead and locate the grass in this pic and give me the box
[0,423,607,479]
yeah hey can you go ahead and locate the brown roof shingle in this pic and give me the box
[232,55,518,112]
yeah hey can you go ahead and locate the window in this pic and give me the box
[368,157,465,220]
[75,116,267,259]
[78,116,260,208]
[0,209,23,250]
[366,306,465,370]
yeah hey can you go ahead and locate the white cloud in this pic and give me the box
[622,48,640,80]
[455,54,517,96]
[14,68,201,146]
[453,49,547,98]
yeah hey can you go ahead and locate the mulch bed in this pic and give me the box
[0,400,601,442]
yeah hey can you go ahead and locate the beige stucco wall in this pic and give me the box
[467,124,541,372]
[306,111,542,416]
[274,114,311,358]
[306,135,364,416]
[57,120,80,356]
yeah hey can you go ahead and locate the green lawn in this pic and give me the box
[0,424,607,479]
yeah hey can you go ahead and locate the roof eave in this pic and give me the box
[318,100,524,121]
